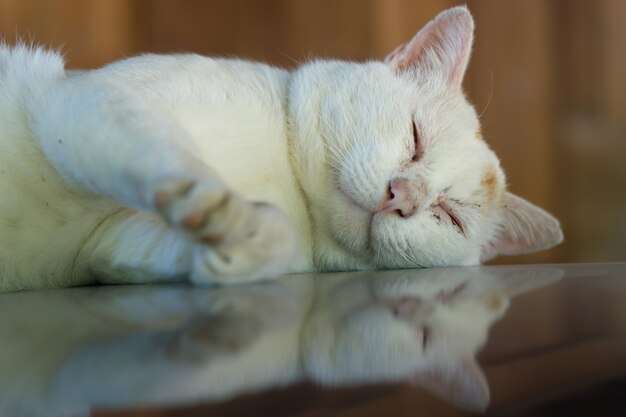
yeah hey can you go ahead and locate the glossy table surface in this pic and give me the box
[2,263,626,417]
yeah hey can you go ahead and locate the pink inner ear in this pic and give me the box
[440,19,474,87]
[384,44,407,65]
[481,193,563,262]
[392,22,437,72]
[384,7,474,88]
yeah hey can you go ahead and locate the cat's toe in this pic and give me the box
[154,179,245,242]
[154,179,195,208]
[154,178,297,284]
[190,204,297,285]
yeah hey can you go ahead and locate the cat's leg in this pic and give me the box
[87,209,295,285]
[83,210,194,284]
[28,75,296,284]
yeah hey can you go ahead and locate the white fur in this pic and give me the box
[0,7,562,291]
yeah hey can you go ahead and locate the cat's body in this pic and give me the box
[0,7,562,292]
[0,51,309,291]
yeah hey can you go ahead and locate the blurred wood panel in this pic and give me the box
[555,0,626,262]
[602,0,626,125]
[1,0,625,264]
[369,0,460,58]
[136,0,373,64]
[468,1,556,204]
[0,0,138,67]
[466,1,559,263]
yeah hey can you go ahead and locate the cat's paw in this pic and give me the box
[190,202,297,284]
[154,179,297,284]
[154,178,242,243]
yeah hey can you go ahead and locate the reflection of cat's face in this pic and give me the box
[301,269,520,411]
[301,267,562,411]
[303,272,504,382]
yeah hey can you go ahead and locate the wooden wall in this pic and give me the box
[1,0,625,264]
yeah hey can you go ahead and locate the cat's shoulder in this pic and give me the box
[99,52,287,81]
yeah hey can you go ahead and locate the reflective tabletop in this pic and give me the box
[2,263,625,417]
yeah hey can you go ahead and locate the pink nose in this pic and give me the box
[384,296,435,319]
[379,177,416,218]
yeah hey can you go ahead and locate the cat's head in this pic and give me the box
[302,267,562,411]
[290,6,562,269]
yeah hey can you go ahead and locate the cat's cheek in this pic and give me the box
[327,192,372,253]
[336,160,389,213]
[369,216,481,268]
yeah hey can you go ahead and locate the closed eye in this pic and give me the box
[448,210,463,232]
[442,203,464,235]
[411,120,423,162]
[433,202,465,236]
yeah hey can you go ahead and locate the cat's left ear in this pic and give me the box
[481,193,563,262]
[384,6,474,89]
[411,358,489,412]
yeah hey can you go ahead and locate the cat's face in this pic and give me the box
[318,62,502,268]
[290,7,562,269]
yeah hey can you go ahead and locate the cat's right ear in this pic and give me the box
[481,193,564,262]
[384,6,474,89]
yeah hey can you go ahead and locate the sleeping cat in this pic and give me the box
[0,267,563,416]
[0,6,562,291]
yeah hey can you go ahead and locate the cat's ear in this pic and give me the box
[481,193,563,262]
[411,358,489,412]
[384,6,474,88]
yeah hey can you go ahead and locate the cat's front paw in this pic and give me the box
[190,202,297,284]
[154,179,297,284]
[154,178,241,243]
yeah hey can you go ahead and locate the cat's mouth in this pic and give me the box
[340,184,465,238]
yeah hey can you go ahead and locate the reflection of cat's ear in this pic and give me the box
[493,267,564,297]
[385,6,474,88]
[412,358,489,412]
[481,193,563,262]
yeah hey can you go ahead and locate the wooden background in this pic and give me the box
[1,0,625,265]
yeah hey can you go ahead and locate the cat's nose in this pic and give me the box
[379,177,417,218]
[384,296,435,320]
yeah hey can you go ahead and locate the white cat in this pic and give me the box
[0,7,562,291]
[0,267,563,416]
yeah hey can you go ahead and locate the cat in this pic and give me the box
[0,6,563,291]
[0,266,563,416]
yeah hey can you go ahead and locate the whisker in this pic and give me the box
[478,70,494,120]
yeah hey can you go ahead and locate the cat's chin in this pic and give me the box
[332,190,438,268]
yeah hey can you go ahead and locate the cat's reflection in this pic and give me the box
[0,266,562,416]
